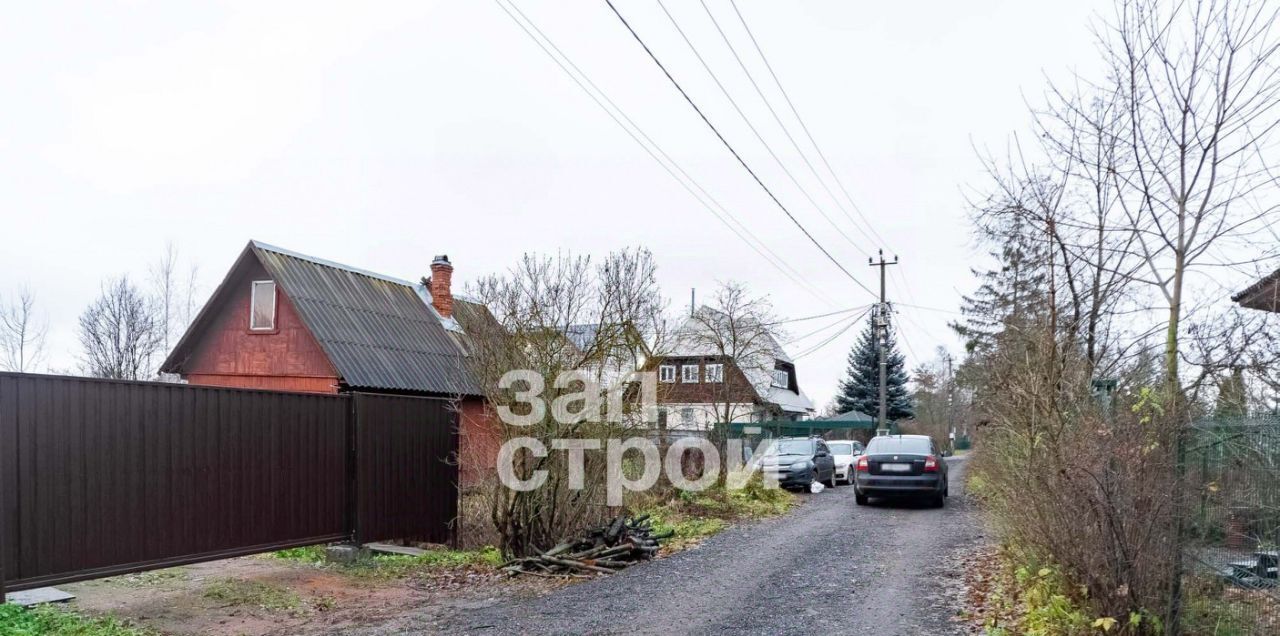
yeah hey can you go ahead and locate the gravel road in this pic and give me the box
[350,456,982,636]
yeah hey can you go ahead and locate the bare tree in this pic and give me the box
[0,287,48,372]
[675,281,782,474]
[464,248,669,556]
[151,242,179,354]
[78,276,164,380]
[1103,0,1280,385]
[150,241,202,354]
[958,1,1280,630]
[1098,4,1280,624]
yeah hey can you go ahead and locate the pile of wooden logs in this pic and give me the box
[502,514,674,577]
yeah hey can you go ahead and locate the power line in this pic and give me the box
[697,0,880,254]
[492,0,836,307]
[784,308,867,345]
[793,306,871,359]
[896,301,966,316]
[603,0,877,299]
[655,0,872,260]
[890,309,923,366]
[726,0,889,250]
[896,306,948,352]
[723,0,938,324]
[766,304,870,326]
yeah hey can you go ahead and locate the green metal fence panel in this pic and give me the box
[1181,415,1280,634]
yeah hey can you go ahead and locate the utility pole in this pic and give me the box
[943,352,957,452]
[869,250,898,435]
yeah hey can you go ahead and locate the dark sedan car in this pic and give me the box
[754,437,837,490]
[853,435,948,507]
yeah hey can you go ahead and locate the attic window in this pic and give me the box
[772,368,789,388]
[705,363,724,383]
[682,364,700,383]
[250,280,277,331]
[659,365,676,383]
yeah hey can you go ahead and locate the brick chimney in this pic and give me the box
[429,255,454,318]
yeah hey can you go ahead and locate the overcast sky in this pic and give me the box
[2,0,1118,407]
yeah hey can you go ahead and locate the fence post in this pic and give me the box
[345,393,359,545]
[0,387,6,604]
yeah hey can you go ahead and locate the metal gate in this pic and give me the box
[0,373,458,596]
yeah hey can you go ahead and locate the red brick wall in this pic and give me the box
[457,398,501,488]
[181,260,339,394]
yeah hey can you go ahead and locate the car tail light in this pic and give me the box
[856,456,869,472]
[924,455,938,472]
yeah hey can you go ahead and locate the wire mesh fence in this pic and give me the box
[1181,415,1280,634]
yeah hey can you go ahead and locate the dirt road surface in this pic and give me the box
[341,456,982,636]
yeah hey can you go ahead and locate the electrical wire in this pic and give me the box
[656,0,872,260]
[697,0,879,253]
[896,301,966,316]
[793,305,872,359]
[721,1,946,338]
[492,0,838,307]
[783,308,868,345]
[726,0,889,250]
[766,304,871,326]
[603,0,877,299]
[890,310,923,366]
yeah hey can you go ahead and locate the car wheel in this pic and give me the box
[822,472,836,488]
[931,491,945,508]
[855,490,868,506]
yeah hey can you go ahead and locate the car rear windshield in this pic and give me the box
[866,437,931,455]
[828,443,853,455]
[767,440,813,455]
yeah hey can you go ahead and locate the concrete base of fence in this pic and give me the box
[325,544,369,565]
[4,587,76,607]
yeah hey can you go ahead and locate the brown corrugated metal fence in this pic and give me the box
[353,393,458,545]
[0,373,458,595]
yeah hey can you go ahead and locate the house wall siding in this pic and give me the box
[661,402,762,431]
[653,357,760,405]
[180,260,339,394]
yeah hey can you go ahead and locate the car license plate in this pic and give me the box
[881,463,911,472]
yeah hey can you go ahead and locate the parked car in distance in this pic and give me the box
[826,439,864,485]
[854,434,948,507]
[754,437,837,491]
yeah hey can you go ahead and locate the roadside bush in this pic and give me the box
[968,328,1179,632]
[0,603,155,636]
[976,545,1159,636]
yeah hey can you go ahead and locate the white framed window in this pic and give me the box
[772,368,789,388]
[681,364,700,383]
[680,407,694,424]
[705,363,724,383]
[659,365,676,383]
[250,280,277,331]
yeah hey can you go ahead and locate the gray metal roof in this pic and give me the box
[252,242,482,396]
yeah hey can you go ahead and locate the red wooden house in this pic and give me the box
[160,241,501,486]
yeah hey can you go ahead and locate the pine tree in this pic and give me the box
[950,213,1049,354]
[835,319,913,424]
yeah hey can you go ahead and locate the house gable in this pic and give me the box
[162,247,339,393]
